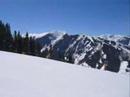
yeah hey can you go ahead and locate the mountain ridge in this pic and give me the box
[28,31,130,73]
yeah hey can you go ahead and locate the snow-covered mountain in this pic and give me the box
[0,51,129,97]
[30,31,130,73]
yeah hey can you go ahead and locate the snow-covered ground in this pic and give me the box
[0,51,129,97]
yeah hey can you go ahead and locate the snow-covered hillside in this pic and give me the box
[0,51,129,97]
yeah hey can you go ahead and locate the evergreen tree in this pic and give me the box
[5,23,13,51]
[0,20,5,50]
[29,36,36,55]
[0,21,13,51]
[17,32,23,53]
[35,39,42,56]
[23,32,29,54]
[0,20,42,56]
[13,30,19,52]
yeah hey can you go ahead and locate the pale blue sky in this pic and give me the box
[0,0,129,35]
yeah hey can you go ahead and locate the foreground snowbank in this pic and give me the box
[0,51,129,97]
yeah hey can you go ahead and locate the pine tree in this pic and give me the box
[0,20,43,57]
[23,32,29,54]
[13,31,18,52]
[0,20,5,50]
[29,36,36,55]
[17,32,23,53]
[34,38,42,56]
[5,23,13,51]
[0,21,13,51]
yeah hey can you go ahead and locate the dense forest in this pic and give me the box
[0,20,41,56]
[0,20,74,63]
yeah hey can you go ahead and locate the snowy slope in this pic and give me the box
[0,51,129,97]
[29,32,48,38]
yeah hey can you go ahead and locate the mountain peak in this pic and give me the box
[29,30,66,38]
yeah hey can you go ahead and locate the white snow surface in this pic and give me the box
[29,32,48,38]
[29,31,66,39]
[98,35,125,42]
[119,61,129,74]
[0,51,129,97]
[50,31,65,45]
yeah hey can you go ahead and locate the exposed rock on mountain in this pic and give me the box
[34,32,130,73]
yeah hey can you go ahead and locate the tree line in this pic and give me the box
[0,20,41,56]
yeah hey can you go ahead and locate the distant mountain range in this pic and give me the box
[30,31,130,73]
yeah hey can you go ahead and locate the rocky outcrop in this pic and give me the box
[35,32,130,73]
